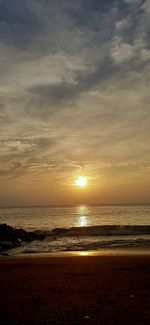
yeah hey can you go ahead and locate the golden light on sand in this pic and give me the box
[75,176,87,187]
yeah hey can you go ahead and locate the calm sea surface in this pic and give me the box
[0,205,150,255]
[0,205,150,231]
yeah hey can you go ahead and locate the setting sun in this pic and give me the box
[75,176,87,187]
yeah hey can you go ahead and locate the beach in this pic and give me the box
[0,253,150,324]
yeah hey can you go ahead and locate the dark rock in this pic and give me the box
[0,252,9,256]
[0,241,14,251]
[0,223,45,253]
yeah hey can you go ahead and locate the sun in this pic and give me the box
[75,176,87,187]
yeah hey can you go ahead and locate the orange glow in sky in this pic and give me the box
[0,1,150,206]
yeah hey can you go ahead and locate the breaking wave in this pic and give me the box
[1,224,150,256]
[45,225,150,237]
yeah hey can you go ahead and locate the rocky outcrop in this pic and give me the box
[0,224,45,252]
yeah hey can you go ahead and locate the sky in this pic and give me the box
[0,0,150,206]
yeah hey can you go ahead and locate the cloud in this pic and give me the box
[0,0,149,202]
[110,36,134,63]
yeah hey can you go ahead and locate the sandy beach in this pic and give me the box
[0,253,150,324]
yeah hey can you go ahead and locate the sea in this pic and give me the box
[0,204,150,256]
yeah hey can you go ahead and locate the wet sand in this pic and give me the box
[0,254,150,324]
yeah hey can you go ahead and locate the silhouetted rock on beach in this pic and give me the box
[0,224,45,252]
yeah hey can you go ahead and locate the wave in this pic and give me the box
[49,225,150,237]
[20,238,150,255]
[57,238,150,250]
[1,224,150,255]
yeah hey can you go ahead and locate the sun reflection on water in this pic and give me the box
[75,205,90,227]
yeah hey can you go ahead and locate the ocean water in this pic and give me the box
[0,205,150,255]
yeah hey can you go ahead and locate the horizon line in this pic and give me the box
[0,202,150,209]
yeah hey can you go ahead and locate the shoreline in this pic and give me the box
[1,247,150,260]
